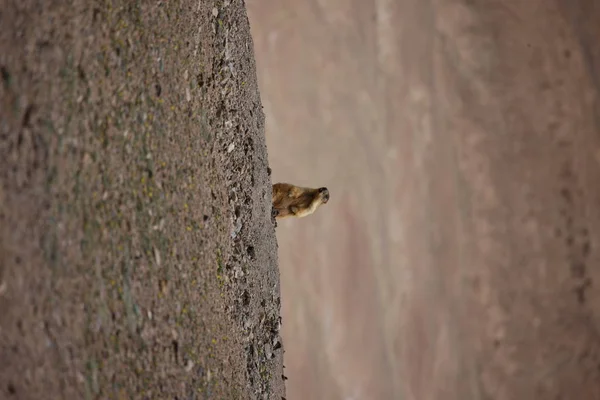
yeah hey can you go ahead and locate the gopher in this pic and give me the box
[271,183,330,219]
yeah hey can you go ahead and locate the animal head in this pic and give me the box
[317,187,330,204]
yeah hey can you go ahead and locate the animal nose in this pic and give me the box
[318,187,328,193]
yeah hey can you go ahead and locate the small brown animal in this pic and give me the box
[272,183,330,219]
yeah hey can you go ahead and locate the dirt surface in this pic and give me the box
[0,1,285,399]
[249,0,600,399]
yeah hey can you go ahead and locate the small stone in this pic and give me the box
[265,343,274,360]
[234,267,244,279]
[153,247,161,266]
[212,7,218,17]
[227,142,235,153]
[185,360,195,372]
[231,218,242,239]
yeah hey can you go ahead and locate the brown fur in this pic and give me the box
[272,183,330,219]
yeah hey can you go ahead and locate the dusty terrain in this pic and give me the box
[249,0,600,399]
[0,1,285,399]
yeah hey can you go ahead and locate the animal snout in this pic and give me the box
[318,187,329,202]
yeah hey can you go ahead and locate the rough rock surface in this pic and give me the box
[0,0,284,398]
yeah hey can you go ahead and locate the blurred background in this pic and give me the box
[247,1,600,399]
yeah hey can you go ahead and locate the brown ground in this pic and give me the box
[249,0,600,399]
[0,1,285,399]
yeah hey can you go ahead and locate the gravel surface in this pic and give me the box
[0,0,285,398]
